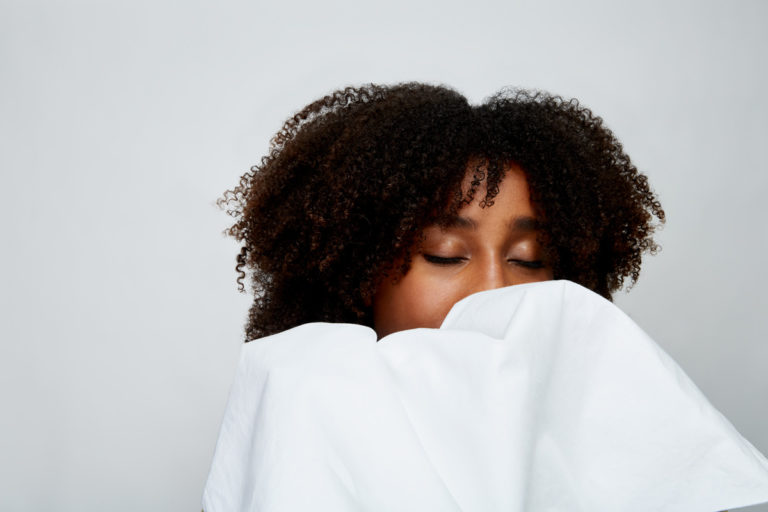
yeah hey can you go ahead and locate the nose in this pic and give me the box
[469,255,511,295]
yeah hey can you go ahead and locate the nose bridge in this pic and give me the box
[474,251,510,292]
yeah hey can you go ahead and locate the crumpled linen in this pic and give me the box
[202,280,768,511]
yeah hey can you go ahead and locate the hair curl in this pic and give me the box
[217,83,665,341]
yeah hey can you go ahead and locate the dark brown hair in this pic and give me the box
[218,83,665,341]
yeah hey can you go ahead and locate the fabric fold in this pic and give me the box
[203,280,768,511]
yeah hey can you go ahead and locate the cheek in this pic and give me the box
[372,272,455,337]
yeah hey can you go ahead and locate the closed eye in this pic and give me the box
[510,259,544,269]
[423,254,545,270]
[423,254,466,265]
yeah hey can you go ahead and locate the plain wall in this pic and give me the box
[1,0,766,510]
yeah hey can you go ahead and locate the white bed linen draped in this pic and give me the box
[202,280,768,511]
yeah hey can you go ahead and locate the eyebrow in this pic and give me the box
[439,215,541,231]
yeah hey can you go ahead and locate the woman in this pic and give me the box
[205,83,768,511]
[216,82,664,340]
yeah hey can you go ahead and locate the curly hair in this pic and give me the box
[217,82,665,341]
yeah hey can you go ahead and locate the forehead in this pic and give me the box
[431,164,538,231]
[457,163,532,207]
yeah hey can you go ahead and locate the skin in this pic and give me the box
[372,163,553,339]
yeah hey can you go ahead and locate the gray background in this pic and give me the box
[1,0,766,510]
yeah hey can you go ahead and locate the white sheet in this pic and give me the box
[202,280,768,511]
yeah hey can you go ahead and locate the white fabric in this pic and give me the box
[202,280,768,511]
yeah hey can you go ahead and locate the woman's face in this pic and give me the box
[372,164,553,339]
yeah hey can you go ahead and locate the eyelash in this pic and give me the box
[423,254,545,269]
[423,255,464,266]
